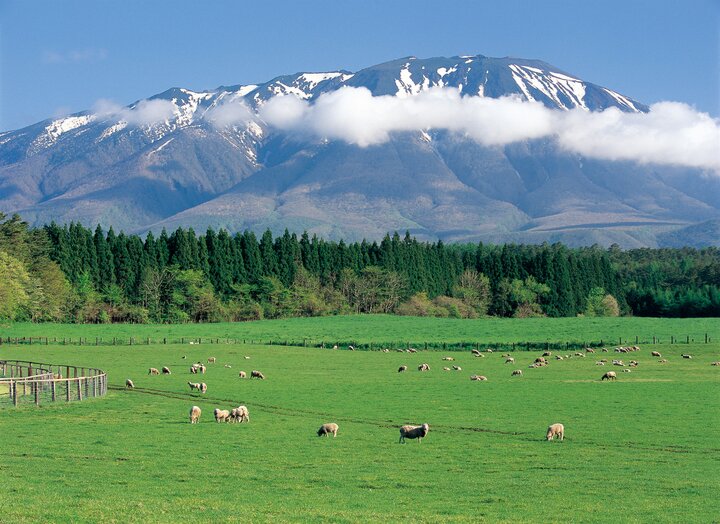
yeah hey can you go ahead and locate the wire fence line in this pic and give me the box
[0,360,107,408]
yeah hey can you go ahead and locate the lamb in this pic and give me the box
[601,371,617,381]
[317,423,339,437]
[418,363,430,372]
[162,366,171,375]
[200,383,207,394]
[230,405,250,423]
[125,379,135,389]
[238,371,247,378]
[651,351,662,357]
[251,370,265,379]
[470,375,487,381]
[512,369,523,376]
[214,408,231,423]
[244,356,251,360]
[188,381,201,391]
[398,365,408,373]
[189,405,201,424]
[399,423,430,443]
[505,357,515,364]
[546,423,564,441]
[148,368,160,375]
[208,357,216,363]
[486,348,493,353]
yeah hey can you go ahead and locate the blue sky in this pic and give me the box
[1,0,718,131]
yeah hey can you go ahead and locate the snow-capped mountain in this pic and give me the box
[0,54,717,247]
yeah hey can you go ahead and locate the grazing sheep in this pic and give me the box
[443,367,451,371]
[651,351,662,357]
[251,370,265,379]
[586,348,595,353]
[442,357,455,361]
[659,359,668,363]
[711,361,720,366]
[601,371,617,381]
[505,357,515,364]
[148,368,160,375]
[398,365,408,373]
[332,345,338,350]
[534,357,547,364]
[198,365,206,374]
[189,405,201,424]
[125,379,135,389]
[238,371,247,378]
[474,353,485,358]
[471,349,481,356]
[596,361,605,366]
[408,347,418,353]
[162,366,171,375]
[190,365,199,374]
[546,423,564,441]
[623,369,632,373]
[382,348,390,353]
[452,365,462,371]
[418,363,430,372]
[682,354,693,359]
[470,375,487,381]
[555,355,564,361]
[575,353,586,358]
[602,348,609,352]
[188,381,201,391]
[348,345,355,351]
[542,351,552,357]
[200,383,207,394]
[230,405,250,423]
[214,408,231,423]
[399,423,430,443]
[208,357,216,363]
[486,348,494,353]
[512,369,523,376]
[613,360,625,366]
[629,360,639,367]
[317,423,339,437]
[244,356,251,360]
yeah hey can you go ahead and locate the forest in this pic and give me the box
[1,212,718,323]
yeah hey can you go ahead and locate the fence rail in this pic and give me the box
[0,360,107,408]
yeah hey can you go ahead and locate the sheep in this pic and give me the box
[162,366,171,375]
[443,367,451,371]
[555,355,564,361]
[189,406,201,424]
[442,357,455,361]
[505,357,515,364]
[317,423,339,437]
[244,356,251,360]
[230,405,250,423]
[125,379,135,389]
[214,408,231,423]
[452,365,462,371]
[711,361,720,366]
[198,365,206,374]
[382,348,390,353]
[575,353,586,358]
[542,351,552,357]
[682,354,693,359]
[596,361,605,366]
[238,371,247,378]
[602,347,609,352]
[512,369,523,376]
[148,368,160,375]
[408,347,418,353]
[546,423,564,441]
[474,353,485,358]
[613,360,625,366]
[396,349,405,353]
[200,383,207,394]
[332,345,338,350]
[182,356,187,359]
[658,359,668,363]
[251,370,265,379]
[601,371,617,381]
[629,360,639,367]
[471,349,482,356]
[600,358,608,363]
[534,357,547,364]
[348,345,355,351]
[585,348,595,353]
[486,348,493,353]
[418,363,430,372]
[399,423,429,443]
[623,369,632,373]
[208,357,216,363]
[398,365,408,373]
[470,375,487,381]
[187,381,201,391]
[651,351,662,357]
[190,365,199,374]
[224,364,232,369]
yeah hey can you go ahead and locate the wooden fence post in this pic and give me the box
[51,380,56,401]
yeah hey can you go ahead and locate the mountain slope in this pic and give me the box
[0,54,716,247]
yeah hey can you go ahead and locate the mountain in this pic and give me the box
[1,54,718,247]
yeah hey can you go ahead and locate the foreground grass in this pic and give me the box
[1,337,719,522]
[2,315,719,346]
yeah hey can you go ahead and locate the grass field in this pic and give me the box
[1,317,719,522]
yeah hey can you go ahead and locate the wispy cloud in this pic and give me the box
[93,98,176,126]
[43,48,108,64]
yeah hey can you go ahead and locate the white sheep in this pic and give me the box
[148,367,160,375]
[682,354,692,359]
[470,375,487,381]
[251,370,265,379]
[189,405,201,424]
[512,369,523,376]
[208,357,216,363]
[224,364,232,368]
[125,379,135,389]
[348,345,355,351]
[596,361,605,366]
[442,357,455,361]
[214,408,231,423]
[505,357,515,364]
[162,366,171,375]
[398,365,408,373]
[546,423,564,441]
[471,349,481,356]
[711,362,720,366]
[200,383,207,394]
[190,365,199,374]
[418,363,430,372]
[198,364,206,374]
[317,422,339,437]
[452,365,462,371]
[659,359,668,363]
[399,423,430,443]
[188,381,201,391]
[238,371,247,378]
[651,351,662,357]
[623,369,632,373]
[230,405,250,423]
[443,367,451,371]
[601,371,617,381]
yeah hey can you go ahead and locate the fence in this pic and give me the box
[0,360,107,408]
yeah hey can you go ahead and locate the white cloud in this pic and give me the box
[203,98,255,127]
[92,98,176,126]
[253,87,720,171]
[43,48,108,64]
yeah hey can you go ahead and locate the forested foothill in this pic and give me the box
[1,212,718,323]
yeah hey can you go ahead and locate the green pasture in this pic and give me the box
[1,315,718,347]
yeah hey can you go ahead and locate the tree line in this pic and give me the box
[1,212,718,322]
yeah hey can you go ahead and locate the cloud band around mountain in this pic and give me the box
[252,87,720,172]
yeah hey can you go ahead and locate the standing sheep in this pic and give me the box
[452,365,462,371]
[418,363,430,372]
[208,357,216,363]
[398,365,408,373]
[512,369,523,376]
[214,408,231,423]
[189,405,201,424]
[251,370,265,379]
[546,423,564,441]
[505,357,515,364]
[200,383,207,394]
[188,381,201,392]
[651,351,662,357]
[125,379,135,389]
[162,366,171,375]
[190,365,199,374]
[230,405,250,423]
[399,423,430,443]
[317,423,339,437]
[148,368,160,375]
[601,371,617,381]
